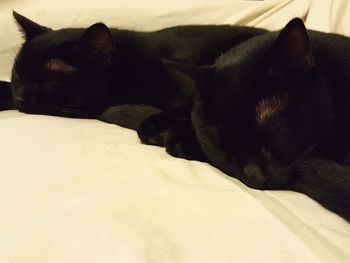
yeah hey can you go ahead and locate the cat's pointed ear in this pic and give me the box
[271,18,314,72]
[77,23,114,65]
[13,11,52,39]
[163,60,215,102]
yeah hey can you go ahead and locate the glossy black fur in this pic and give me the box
[11,12,267,121]
[161,19,350,220]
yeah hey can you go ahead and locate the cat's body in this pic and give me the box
[159,19,350,220]
[11,12,267,120]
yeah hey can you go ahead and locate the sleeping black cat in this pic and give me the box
[11,11,266,125]
[159,18,350,220]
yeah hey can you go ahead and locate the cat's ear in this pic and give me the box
[163,60,215,102]
[13,11,52,39]
[271,18,314,72]
[76,23,114,66]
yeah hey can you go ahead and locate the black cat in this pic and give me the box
[11,11,266,124]
[159,18,350,220]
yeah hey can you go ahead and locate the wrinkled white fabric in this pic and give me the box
[0,1,349,262]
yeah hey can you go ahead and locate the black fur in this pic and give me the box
[11,12,266,122]
[10,13,350,220]
[0,81,15,110]
[164,19,350,220]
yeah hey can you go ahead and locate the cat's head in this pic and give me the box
[11,12,114,118]
[165,18,335,189]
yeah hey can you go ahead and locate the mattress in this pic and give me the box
[0,0,349,262]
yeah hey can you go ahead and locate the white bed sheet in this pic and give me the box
[0,0,349,262]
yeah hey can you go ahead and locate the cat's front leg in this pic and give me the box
[163,120,207,161]
[98,104,162,130]
[137,111,207,161]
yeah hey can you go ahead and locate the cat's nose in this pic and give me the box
[243,159,267,189]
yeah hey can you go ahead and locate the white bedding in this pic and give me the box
[0,0,349,262]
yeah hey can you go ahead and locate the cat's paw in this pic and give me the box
[164,122,207,161]
[137,112,175,146]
